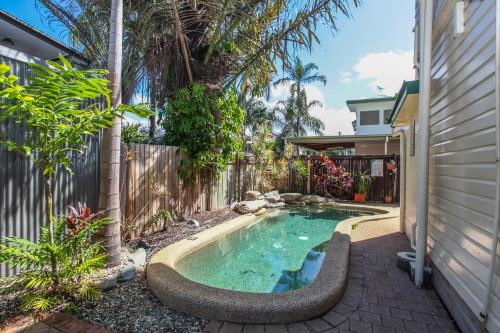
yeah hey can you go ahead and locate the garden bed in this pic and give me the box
[0,207,238,333]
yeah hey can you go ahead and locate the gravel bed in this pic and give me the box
[76,271,206,333]
[1,207,239,332]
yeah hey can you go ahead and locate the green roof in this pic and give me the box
[388,80,419,125]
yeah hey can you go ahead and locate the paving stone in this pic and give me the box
[432,315,456,329]
[220,322,243,333]
[403,320,429,333]
[359,311,381,325]
[349,319,372,333]
[264,324,287,333]
[304,318,332,332]
[411,311,435,325]
[287,322,312,333]
[243,324,265,333]
[372,324,395,333]
[333,303,356,315]
[381,316,404,330]
[377,296,398,308]
[204,320,223,332]
[322,311,347,327]
[368,303,390,316]
[390,308,412,321]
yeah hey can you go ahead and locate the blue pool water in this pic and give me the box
[175,207,372,293]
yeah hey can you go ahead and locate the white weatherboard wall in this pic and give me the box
[352,100,396,135]
[427,0,500,331]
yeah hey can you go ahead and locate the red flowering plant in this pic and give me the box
[66,203,107,236]
[313,155,353,196]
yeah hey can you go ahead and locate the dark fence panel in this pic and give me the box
[0,56,102,276]
[309,155,400,202]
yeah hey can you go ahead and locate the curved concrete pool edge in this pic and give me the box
[147,204,399,324]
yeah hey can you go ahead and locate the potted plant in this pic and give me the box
[354,170,373,203]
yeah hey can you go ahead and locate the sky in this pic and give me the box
[1,0,415,135]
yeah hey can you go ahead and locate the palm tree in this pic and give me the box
[274,89,325,138]
[273,57,327,103]
[98,0,123,268]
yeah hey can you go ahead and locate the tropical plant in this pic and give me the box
[0,56,117,277]
[274,90,325,139]
[38,0,359,110]
[248,123,277,192]
[313,155,353,196]
[98,0,124,268]
[356,170,374,197]
[162,83,244,184]
[122,123,149,144]
[0,204,109,313]
[239,87,277,136]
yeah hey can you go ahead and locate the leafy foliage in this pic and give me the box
[122,123,149,144]
[0,204,109,313]
[355,170,374,197]
[162,83,244,183]
[0,55,114,178]
[143,209,173,234]
[313,155,353,196]
[38,0,359,101]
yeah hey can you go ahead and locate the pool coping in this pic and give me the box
[146,203,399,324]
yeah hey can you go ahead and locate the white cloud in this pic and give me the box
[341,50,414,95]
[353,50,414,95]
[124,114,149,127]
[339,70,353,83]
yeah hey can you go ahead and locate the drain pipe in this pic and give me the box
[393,130,406,234]
[414,0,433,288]
[480,0,500,321]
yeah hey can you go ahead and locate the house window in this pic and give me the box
[359,110,379,125]
[384,109,392,124]
[410,119,416,157]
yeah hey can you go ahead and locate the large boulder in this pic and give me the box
[244,190,262,201]
[128,247,147,267]
[299,195,327,204]
[260,190,282,203]
[265,202,286,209]
[235,200,267,214]
[280,193,303,203]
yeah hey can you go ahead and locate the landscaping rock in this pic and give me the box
[96,272,118,290]
[299,194,326,204]
[185,218,200,228]
[235,200,267,214]
[137,239,150,249]
[254,208,268,216]
[265,202,286,208]
[280,193,303,202]
[260,190,281,203]
[129,248,147,267]
[117,262,136,283]
[244,190,261,201]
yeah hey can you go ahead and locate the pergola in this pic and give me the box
[285,134,399,154]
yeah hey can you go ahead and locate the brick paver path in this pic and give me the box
[202,218,458,333]
[3,313,111,333]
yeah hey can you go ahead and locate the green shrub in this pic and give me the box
[0,203,109,313]
[122,123,149,144]
[161,83,244,184]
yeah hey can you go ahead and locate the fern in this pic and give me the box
[0,206,108,314]
[143,209,173,234]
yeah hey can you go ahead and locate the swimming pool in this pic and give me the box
[176,207,372,293]
[147,203,396,323]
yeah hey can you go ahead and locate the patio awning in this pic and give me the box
[285,134,399,151]
[388,80,419,127]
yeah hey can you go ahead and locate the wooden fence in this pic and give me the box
[122,144,255,239]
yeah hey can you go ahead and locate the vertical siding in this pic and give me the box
[428,0,500,331]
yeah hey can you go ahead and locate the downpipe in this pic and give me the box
[415,0,433,288]
[480,0,500,323]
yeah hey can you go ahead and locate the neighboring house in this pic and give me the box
[0,9,87,70]
[347,96,396,135]
[390,1,499,332]
[286,97,400,156]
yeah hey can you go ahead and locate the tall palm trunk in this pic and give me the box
[98,0,123,268]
